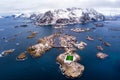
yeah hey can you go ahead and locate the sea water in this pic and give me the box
[0,17,120,80]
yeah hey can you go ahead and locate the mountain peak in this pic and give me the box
[33,8,105,25]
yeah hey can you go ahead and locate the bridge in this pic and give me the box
[53,46,74,48]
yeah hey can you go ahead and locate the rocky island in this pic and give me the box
[97,46,104,51]
[56,34,85,78]
[0,49,15,57]
[96,52,108,59]
[57,49,84,78]
[26,33,86,78]
[86,35,94,41]
[103,42,111,47]
[27,31,38,39]
[27,34,56,57]
[17,51,27,61]
[71,27,90,33]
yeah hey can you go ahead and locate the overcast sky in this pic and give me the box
[0,0,120,15]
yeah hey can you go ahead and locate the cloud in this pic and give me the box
[0,0,120,15]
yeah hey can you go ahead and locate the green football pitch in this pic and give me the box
[66,55,73,61]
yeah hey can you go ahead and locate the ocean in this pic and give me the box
[0,17,120,80]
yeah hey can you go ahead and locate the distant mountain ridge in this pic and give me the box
[30,7,105,25]
[0,7,105,25]
[11,13,31,18]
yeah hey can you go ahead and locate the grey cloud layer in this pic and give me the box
[0,0,120,12]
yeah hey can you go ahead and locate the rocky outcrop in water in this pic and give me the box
[17,51,27,61]
[96,52,108,59]
[0,49,15,57]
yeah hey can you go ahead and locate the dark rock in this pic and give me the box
[20,24,28,27]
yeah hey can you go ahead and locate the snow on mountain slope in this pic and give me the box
[11,13,31,18]
[18,13,31,18]
[33,8,105,25]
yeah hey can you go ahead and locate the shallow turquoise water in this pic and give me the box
[0,18,120,80]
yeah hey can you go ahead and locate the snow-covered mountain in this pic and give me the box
[32,8,105,25]
[0,13,32,18]
[11,13,31,18]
